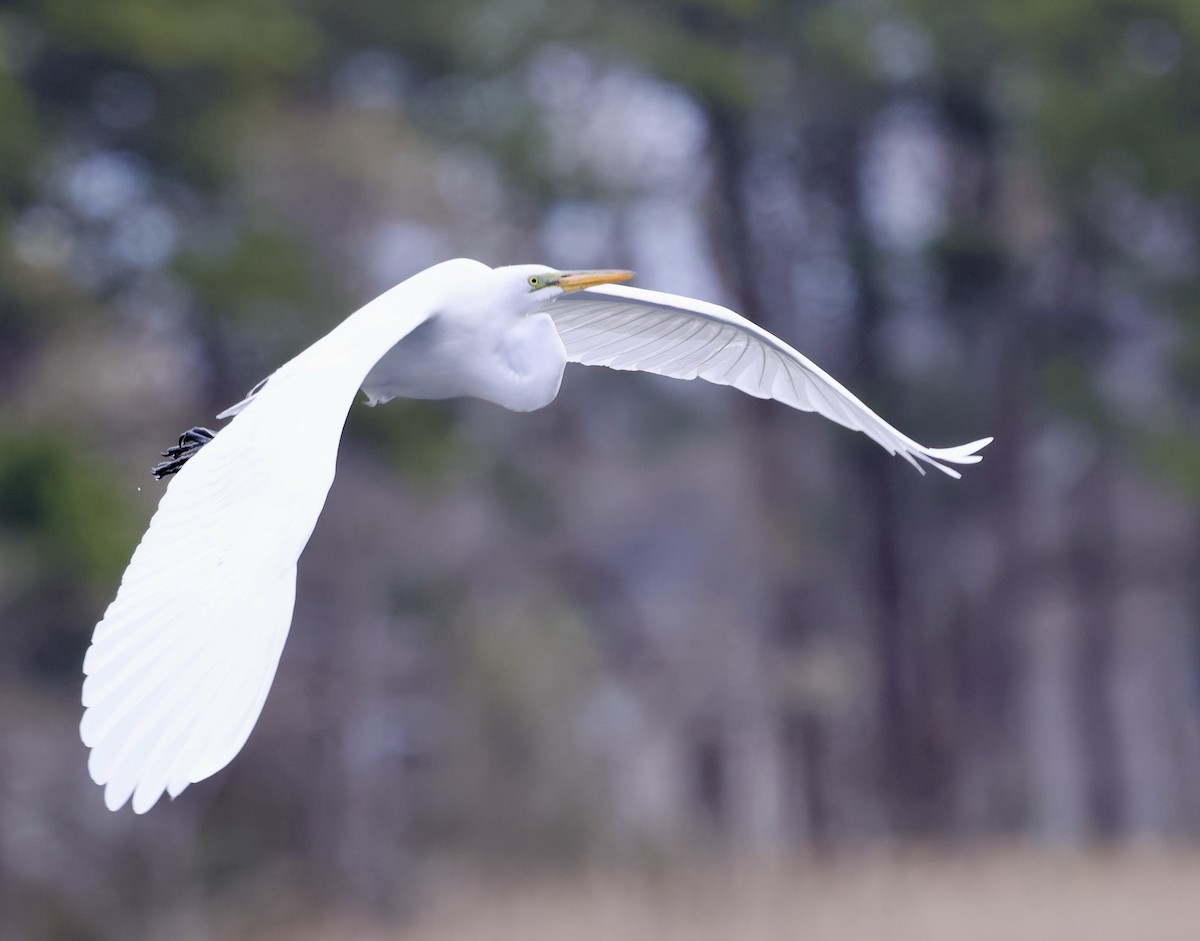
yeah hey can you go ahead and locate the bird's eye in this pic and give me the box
[528,275,541,287]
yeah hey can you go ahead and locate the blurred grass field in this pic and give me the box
[206,847,1200,941]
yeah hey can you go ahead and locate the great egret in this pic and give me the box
[81,258,991,813]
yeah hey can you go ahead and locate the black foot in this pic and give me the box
[152,426,216,480]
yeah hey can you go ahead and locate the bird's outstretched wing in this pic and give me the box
[550,284,991,477]
[81,290,438,813]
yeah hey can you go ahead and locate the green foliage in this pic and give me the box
[343,398,463,484]
[35,0,319,74]
[178,228,323,318]
[1038,355,1110,430]
[8,0,321,193]
[601,7,755,109]
[978,0,1200,196]
[1171,286,1200,397]
[1145,427,1200,499]
[0,430,136,589]
[0,71,40,203]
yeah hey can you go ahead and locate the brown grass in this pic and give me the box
[269,846,1200,941]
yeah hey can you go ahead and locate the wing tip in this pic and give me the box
[103,779,133,813]
[914,436,993,478]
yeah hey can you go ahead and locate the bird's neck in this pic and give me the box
[481,311,566,412]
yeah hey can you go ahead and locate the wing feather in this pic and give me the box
[81,274,443,812]
[81,389,338,813]
[550,284,991,477]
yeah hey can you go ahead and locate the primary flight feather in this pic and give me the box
[82,258,991,813]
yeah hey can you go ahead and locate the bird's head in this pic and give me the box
[495,264,635,313]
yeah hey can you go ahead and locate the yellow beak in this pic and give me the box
[555,269,635,292]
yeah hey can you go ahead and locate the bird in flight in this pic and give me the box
[81,259,991,813]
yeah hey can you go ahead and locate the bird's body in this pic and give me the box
[361,286,568,412]
[82,259,991,813]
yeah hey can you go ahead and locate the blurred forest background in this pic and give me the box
[4,0,1200,937]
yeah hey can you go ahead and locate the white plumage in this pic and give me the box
[551,283,989,477]
[82,259,991,813]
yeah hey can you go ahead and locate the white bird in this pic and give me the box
[81,258,991,813]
